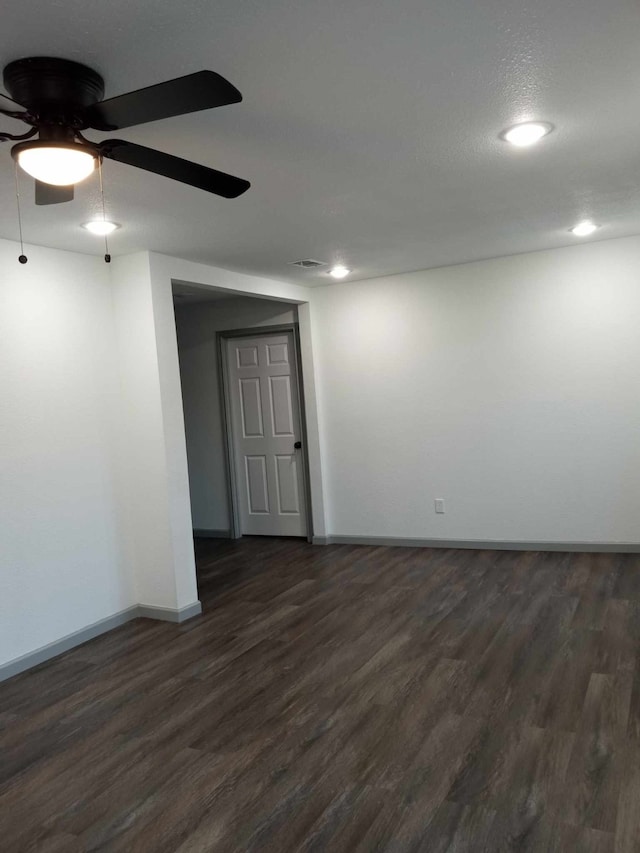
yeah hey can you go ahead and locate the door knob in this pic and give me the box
[294,441,302,449]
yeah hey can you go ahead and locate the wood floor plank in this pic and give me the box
[1,539,640,851]
[563,671,633,832]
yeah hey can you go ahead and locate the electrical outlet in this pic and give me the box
[435,498,445,514]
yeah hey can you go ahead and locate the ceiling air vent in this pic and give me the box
[289,259,326,269]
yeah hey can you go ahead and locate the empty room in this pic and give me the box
[2,0,640,850]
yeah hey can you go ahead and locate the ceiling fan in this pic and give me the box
[0,56,250,205]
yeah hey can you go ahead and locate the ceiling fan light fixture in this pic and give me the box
[11,141,97,186]
[82,220,120,236]
[3,58,249,201]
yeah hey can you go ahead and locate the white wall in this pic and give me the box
[311,236,640,544]
[0,239,135,666]
[175,297,298,531]
[110,252,198,612]
[152,252,312,304]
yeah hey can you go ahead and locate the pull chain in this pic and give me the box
[13,163,27,264]
[98,159,111,263]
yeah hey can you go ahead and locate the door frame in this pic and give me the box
[217,323,314,542]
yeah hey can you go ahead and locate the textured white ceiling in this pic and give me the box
[1,0,639,284]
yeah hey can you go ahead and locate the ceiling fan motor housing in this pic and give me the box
[3,57,105,125]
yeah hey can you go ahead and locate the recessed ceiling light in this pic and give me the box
[82,220,121,236]
[328,265,350,279]
[570,220,598,237]
[500,121,554,147]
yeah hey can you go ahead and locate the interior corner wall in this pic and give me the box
[0,239,135,667]
[3,242,307,673]
[296,302,327,538]
[174,297,298,532]
[311,236,640,545]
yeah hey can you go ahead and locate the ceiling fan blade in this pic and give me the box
[100,139,250,199]
[35,181,74,205]
[0,90,28,119]
[84,71,242,131]
[0,90,25,108]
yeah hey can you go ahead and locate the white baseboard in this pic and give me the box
[312,535,640,553]
[193,528,232,539]
[137,601,203,623]
[0,600,203,683]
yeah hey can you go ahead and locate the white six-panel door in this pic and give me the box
[226,332,307,537]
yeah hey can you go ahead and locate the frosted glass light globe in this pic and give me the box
[17,145,96,185]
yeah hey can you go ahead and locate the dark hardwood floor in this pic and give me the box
[2,539,640,851]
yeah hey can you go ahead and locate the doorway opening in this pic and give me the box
[172,284,313,547]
